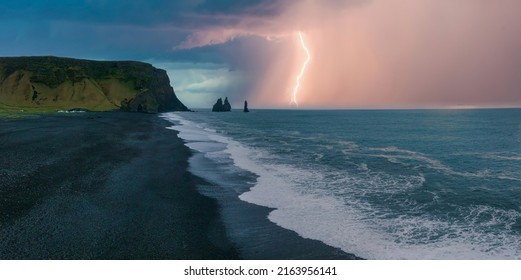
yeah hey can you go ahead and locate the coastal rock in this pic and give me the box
[212,97,231,112]
[223,97,231,111]
[0,56,188,113]
[212,98,224,112]
[243,100,249,112]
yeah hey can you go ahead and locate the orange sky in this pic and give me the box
[3,0,520,108]
[176,0,521,109]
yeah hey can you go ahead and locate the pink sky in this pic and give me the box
[179,0,521,109]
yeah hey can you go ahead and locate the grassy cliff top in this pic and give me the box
[0,56,188,113]
[0,56,161,88]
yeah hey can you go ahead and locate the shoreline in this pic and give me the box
[0,112,237,259]
[187,152,361,260]
[1,111,361,260]
[163,112,362,260]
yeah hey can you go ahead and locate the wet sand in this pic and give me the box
[0,112,237,259]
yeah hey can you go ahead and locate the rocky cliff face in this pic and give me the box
[0,56,188,113]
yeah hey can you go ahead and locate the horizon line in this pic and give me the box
[186,106,521,111]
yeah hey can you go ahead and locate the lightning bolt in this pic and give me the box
[291,31,311,107]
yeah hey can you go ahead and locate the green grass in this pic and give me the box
[0,107,43,118]
[1,56,188,113]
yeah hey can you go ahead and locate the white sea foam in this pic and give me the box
[370,146,500,179]
[184,141,226,153]
[482,154,521,161]
[337,140,359,150]
[465,205,521,230]
[160,112,521,260]
[57,109,86,113]
[497,175,521,182]
[369,146,450,171]
[358,163,369,172]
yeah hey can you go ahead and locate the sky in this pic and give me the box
[1,0,521,109]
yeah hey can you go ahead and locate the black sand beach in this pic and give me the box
[0,112,237,259]
[0,112,359,260]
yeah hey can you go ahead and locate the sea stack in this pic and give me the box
[212,97,232,112]
[223,97,231,111]
[212,98,223,112]
[243,100,249,112]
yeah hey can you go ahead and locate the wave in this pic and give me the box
[482,154,521,161]
[57,109,86,113]
[367,146,516,180]
[160,112,521,260]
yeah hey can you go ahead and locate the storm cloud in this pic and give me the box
[2,0,521,108]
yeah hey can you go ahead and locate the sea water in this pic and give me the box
[162,109,521,259]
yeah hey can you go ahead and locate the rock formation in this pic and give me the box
[243,100,249,112]
[212,98,224,112]
[0,56,188,113]
[223,97,231,111]
[212,97,232,112]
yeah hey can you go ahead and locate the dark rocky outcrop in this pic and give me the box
[0,56,188,113]
[212,98,224,112]
[223,97,231,111]
[243,100,249,112]
[212,97,232,112]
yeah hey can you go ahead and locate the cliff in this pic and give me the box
[0,56,188,113]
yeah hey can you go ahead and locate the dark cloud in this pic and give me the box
[2,0,192,24]
[0,0,277,60]
[1,0,275,26]
[2,0,520,108]
[196,0,274,13]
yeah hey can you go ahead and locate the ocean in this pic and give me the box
[162,109,521,260]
